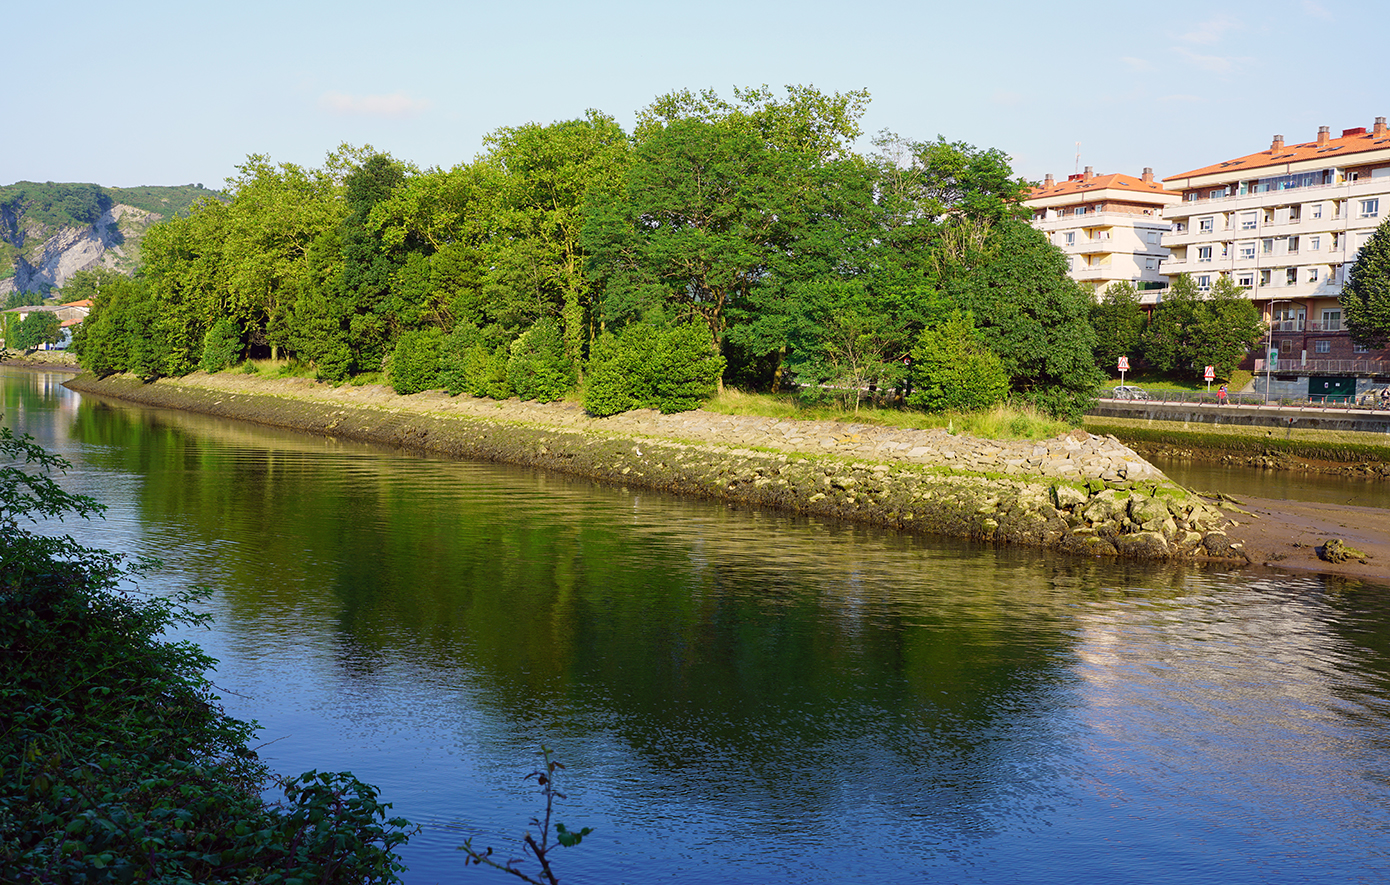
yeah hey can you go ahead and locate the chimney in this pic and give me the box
[1317,126,1330,145]
[1141,167,1154,183]
[1376,116,1387,136]
[1044,173,1054,187]
[1271,134,1284,151]
[1083,165,1094,180]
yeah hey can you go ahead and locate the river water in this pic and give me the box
[6,367,1390,885]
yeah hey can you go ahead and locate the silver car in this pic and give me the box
[1111,385,1150,401]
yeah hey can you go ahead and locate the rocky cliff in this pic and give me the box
[0,204,158,297]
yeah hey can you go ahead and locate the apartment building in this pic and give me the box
[1161,119,1390,395]
[1026,167,1181,298]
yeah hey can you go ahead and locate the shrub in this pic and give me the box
[440,323,482,396]
[507,318,576,403]
[0,421,414,882]
[199,316,242,373]
[389,327,444,395]
[908,311,1010,413]
[584,323,725,417]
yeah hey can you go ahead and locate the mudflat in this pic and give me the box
[1221,494,1390,583]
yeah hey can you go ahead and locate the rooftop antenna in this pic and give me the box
[1074,142,1081,175]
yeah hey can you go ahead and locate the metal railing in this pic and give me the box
[1097,387,1390,409]
[1254,358,1385,373]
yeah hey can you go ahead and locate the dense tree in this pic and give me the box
[1343,217,1390,348]
[940,218,1103,421]
[1141,273,1200,373]
[12,310,62,352]
[1188,276,1262,379]
[1090,280,1145,370]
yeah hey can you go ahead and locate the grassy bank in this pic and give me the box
[1084,414,1390,464]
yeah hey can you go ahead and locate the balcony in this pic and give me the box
[1255,358,1388,375]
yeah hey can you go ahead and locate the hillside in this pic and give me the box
[0,181,220,299]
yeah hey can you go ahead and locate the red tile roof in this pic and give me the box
[1165,127,1390,182]
[1027,173,1179,201]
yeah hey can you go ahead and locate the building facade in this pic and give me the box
[1025,167,1181,298]
[1161,120,1390,394]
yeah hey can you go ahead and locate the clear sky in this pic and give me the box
[4,0,1385,190]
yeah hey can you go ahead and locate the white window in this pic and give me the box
[1064,231,1075,246]
[1147,231,1159,245]
[1288,236,1299,253]
[1199,217,1214,233]
[1354,343,1371,353]
[1315,340,1331,354]
[1197,274,1212,290]
[1286,268,1298,285]
[1311,203,1323,219]
[1239,243,1256,259]
[1198,246,1213,261]
[1145,258,1156,270]
[1288,206,1301,223]
[1322,309,1342,331]
[1262,239,1274,254]
[1309,236,1320,251]
[1237,273,1254,287]
[1240,212,1258,230]
[1260,270,1271,286]
[1209,188,1227,199]
[1308,268,1319,282]
[1361,198,1380,217]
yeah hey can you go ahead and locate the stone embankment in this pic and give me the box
[63,373,1241,562]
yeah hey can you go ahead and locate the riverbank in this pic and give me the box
[65,371,1248,566]
[1084,415,1390,480]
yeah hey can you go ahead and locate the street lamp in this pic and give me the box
[1264,298,1297,404]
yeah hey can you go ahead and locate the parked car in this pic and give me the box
[1110,385,1150,401]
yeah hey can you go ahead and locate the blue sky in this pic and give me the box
[4,0,1385,190]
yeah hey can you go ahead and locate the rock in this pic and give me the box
[1114,531,1170,559]
[1128,495,1170,525]
[1318,538,1370,564]
[1201,531,1244,559]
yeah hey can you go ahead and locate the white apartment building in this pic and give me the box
[1161,119,1390,388]
[1026,167,1180,298]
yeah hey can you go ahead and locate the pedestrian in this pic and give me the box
[1218,384,1228,406]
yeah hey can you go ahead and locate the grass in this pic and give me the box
[238,358,317,379]
[1106,367,1254,392]
[702,389,1073,440]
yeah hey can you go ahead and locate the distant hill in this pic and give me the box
[0,181,222,300]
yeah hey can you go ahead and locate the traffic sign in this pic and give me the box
[1117,356,1130,372]
[1204,365,1214,381]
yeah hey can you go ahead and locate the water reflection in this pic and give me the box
[6,368,1390,884]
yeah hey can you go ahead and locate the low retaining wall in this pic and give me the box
[1091,400,1390,434]
[64,374,1241,562]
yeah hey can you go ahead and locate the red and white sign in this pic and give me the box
[1204,365,1215,381]
[1117,356,1130,372]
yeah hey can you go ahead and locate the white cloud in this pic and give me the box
[318,91,432,119]
[1121,56,1156,72]
[1173,46,1251,75]
[1178,15,1238,45]
[990,89,1024,107]
[1301,0,1334,20]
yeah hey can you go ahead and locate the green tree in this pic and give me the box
[200,316,242,372]
[1141,273,1201,372]
[907,310,1010,412]
[584,323,725,416]
[1090,280,1145,370]
[583,119,793,369]
[13,310,62,352]
[507,318,576,402]
[941,218,1103,421]
[389,327,444,394]
[1188,275,1262,380]
[1343,217,1390,348]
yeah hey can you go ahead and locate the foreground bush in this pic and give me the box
[0,422,413,883]
[584,323,725,416]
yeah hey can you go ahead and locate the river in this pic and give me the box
[6,366,1390,885]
